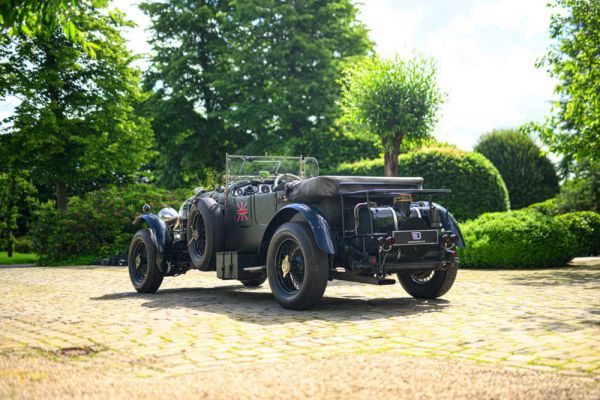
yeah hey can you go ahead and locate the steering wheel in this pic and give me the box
[274,173,302,188]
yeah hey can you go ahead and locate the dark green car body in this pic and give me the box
[128,155,464,309]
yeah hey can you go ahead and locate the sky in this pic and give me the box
[1,0,557,151]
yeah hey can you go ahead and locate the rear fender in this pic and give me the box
[432,203,466,248]
[259,204,335,263]
[132,214,172,255]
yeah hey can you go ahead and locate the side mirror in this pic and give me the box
[193,187,205,195]
[143,204,151,213]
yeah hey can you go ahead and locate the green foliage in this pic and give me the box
[555,212,600,256]
[30,184,191,265]
[141,0,372,186]
[0,170,36,256]
[0,0,104,54]
[528,198,562,216]
[14,237,34,254]
[474,129,559,209]
[337,146,510,220]
[534,0,600,161]
[554,159,600,213]
[459,211,576,268]
[0,4,153,209]
[339,55,444,176]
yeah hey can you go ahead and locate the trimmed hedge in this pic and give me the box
[337,146,510,220]
[474,129,559,209]
[459,210,576,268]
[528,198,561,215]
[31,184,191,265]
[555,212,600,256]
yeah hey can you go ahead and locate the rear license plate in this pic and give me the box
[393,229,438,246]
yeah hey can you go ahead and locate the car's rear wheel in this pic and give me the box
[397,263,458,299]
[187,197,224,271]
[128,229,164,293]
[267,222,329,310]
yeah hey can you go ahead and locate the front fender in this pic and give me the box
[259,204,335,262]
[132,213,172,255]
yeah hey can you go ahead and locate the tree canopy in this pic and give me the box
[140,0,373,187]
[339,55,444,176]
[0,4,153,210]
[535,0,600,161]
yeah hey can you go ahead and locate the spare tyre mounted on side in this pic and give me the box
[187,197,224,271]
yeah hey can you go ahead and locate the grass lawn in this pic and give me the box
[0,252,38,265]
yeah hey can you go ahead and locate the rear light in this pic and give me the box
[387,237,396,246]
[369,256,378,266]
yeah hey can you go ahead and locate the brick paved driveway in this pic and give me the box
[0,258,598,385]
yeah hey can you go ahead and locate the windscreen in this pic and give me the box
[226,155,319,186]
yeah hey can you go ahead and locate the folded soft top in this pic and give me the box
[285,175,424,203]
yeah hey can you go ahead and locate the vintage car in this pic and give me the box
[128,155,465,310]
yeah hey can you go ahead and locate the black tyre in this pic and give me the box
[240,271,267,287]
[267,222,329,310]
[187,197,224,271]
[128,229,164,293]
[397,263,458,299]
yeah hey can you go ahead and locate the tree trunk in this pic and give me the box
[6,231,13,258]
[383,134,404,177]
[56,181,68,211]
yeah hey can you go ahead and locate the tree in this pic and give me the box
[140,0,238,187]
[535,0,600,161]
[214,0,372,159]
[0,169,36,257]
[474,129,559,209]
[141,0,373,186]
[0,0,103,55]
[340,55,444,176]
[0,4,153,210]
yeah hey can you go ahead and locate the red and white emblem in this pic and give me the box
[235,200,249,222]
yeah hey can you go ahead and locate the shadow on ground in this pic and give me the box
[507,266,600,287]
[92,284,450,325]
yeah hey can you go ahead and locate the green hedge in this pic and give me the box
[31,184,191,265]
[555,212,600,256]
[474,129,559,209]
[337,147,510,220]
[459,210,576,268]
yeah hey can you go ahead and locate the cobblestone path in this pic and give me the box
[0,259,598,381]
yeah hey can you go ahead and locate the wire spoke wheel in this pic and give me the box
[409,271,435,285]
[190,213,207,259]
[131,241,148,286]
[274,239,306,295]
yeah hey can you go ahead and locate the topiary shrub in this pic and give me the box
[527,197,563,215]
[474,129,559,209]
[30,184,191,265]
[336,147,510,221]
[555,212,600,256]
[459,210,576,268]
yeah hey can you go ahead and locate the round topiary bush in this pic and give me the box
[337,147,510,221]
[474,129,559,209]
[459,210,576,268]
[555,211,600,256]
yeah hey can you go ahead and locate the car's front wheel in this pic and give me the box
[267,222,329,310]
[397,263,457,299]
[128,229,164,293]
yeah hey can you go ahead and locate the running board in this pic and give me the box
[331,272,396,285]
